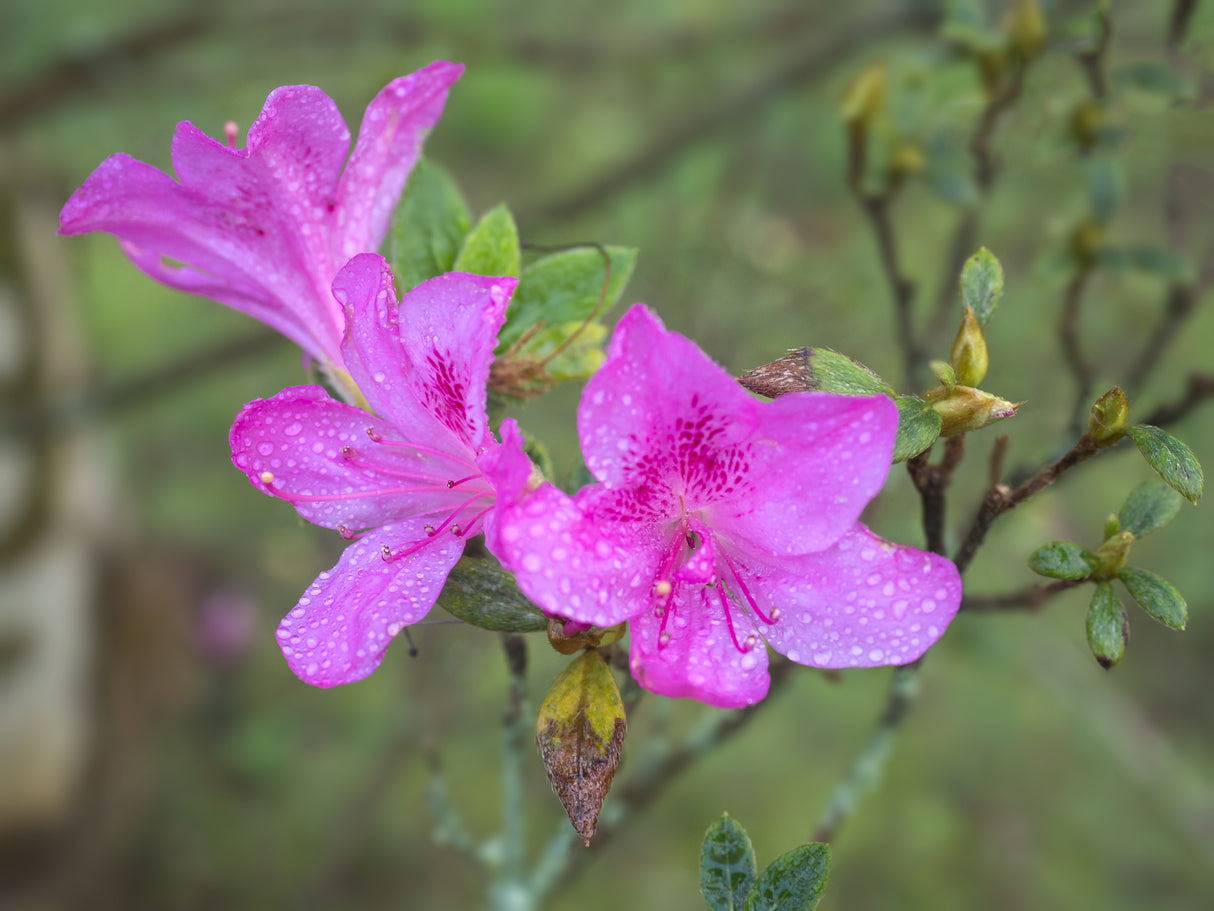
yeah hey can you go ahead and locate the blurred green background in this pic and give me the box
[3,0,1214,908]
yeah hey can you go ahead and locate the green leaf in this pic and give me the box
[745,843,830,911]
[809,349,894,396]
[929,359,956,391]
[1124,245,1193,280]
[1112,61,1190,99]
[959,247,1004,325]
[1120,566,1187,630]
[1027,541,1097,580]
[516,321,608,384]
[536,650,627,845]
[498,246,637,349]
[1086,581,1127,668]
[388,157,472,290]
[1087,157,1123,224]
[437,557,547,632]
[892,395,942,462]
[1117,480,1183,538]
[1123,424,1204,503]
[699,814,757,911]
[452,203,520,277]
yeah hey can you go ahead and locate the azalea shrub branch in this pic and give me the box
[906,436,967,557]
[954,433,1101,575]
[961,579,1083,612]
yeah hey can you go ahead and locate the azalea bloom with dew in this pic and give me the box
[484,305,962,708]
[229,253,516,686]
[59,61,462,394]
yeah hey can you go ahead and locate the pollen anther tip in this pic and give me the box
[259,471,274,484]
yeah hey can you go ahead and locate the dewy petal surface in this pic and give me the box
[230,385,465,530]
[338,254,516,452]
[732,523,962,668]
[485,468,661,628]
[59,64,462,369]
[335,61,465,260]
[277,521,463,687]
[629,583,771,709]
[706,392,898,555]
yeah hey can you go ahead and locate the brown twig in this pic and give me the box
[1076,7,1113,100]
[1140,371,1214,427]
[905,435,966,556]
[857,193,920,388]
[954,433,1100,574]
[961,578,1084,612]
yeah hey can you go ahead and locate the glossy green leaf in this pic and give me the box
[745,843,830,911]
[536,650,627,845]
[959,247,1004,325]
[437,557,547,632]
[452,203,520,277]
[388,157,472,290]
[699,814,757,911]
[516,321,608,383]
[1120,566,1187,630]
[892,395,942,462]
[809,349,893,396]
[1027,541,1097,580]
[1123,424,1204,503]
[1117,480,1183,538]
[1086,582,1127,669]
[498,246,637,349]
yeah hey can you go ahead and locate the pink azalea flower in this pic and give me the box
[59,61,463,386]
[483,305,962,708]
[229,253,516,686]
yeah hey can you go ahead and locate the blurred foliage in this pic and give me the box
[3,0,1214,909]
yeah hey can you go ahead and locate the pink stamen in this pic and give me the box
[282,484,450,504]
[224,120,239,148]
[721,551,778,625]
[365,427,478,471]
[715,582,753,653]
[446,474,481,489]
[380,492,492,563]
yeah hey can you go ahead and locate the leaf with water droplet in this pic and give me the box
[536,650,626,845]
[436,556,547,632]
[744,842,830,911]
[453,203,520,277]
[388,157,472,290]
[892,395,942,462]
[1123,424,1204,503]
[1027,541,1097,580]
[1119,566,1187,630]
[1117,480,1183,538]
[700,814,757,911]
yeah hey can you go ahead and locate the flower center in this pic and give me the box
[650,517,781,655]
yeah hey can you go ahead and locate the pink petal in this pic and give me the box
[578,305,759,506]
[629,583,770,708]
[706,392,898,555]
[230,385,469,530]
[60,152,336,362]
[482,428,661,628]
[730,524,961,669]
[337,254,516,452]
[334,61,464,260]
[277,522,464,686]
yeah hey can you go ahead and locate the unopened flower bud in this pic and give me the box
[1003,0,1047,59]
[890,141,926,178]
[949,305,989,387]
[923,384,1020,437]
[1089,386,1129,445]
[840,62,886,128]
[1092,530,1134,580]
[1070,217,1105,265]
[1070,100,1104,152]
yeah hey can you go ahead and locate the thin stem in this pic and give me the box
[813,663,921,843]
[906,436,967,556]
[961,579,1084,612]
[953,433,1100,575]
